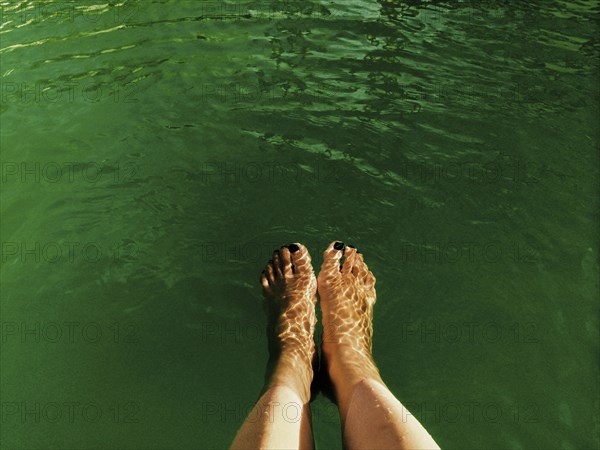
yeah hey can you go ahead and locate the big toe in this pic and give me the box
[287,243,313,276]
[320,241,345,277]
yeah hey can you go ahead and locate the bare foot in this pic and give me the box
[317,242,382,405]
[260,243,317,404]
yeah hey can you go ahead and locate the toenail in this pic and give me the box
[334,241,345,251]
[348,245,356,249]
[288,244,300,253]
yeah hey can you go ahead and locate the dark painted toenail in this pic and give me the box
[348,245,356,249]
[334,242,345,251]
[289,244,300,253]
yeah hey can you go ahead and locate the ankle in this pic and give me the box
[323,345,382,386]
[266,354,313,404]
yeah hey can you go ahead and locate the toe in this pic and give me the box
[272,251,284,278]
[355,252,374,285]
[321,241,344,275]
[365,270,376,293]
[288,243,311,273]
[279,246,293,276]
[342,246,358,275]
[357,256,369,278]
[368,271,376,285]
[260,271,270,289]
[266,261,276,284]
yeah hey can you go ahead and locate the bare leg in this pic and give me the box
[318,242,440,450]
[231,244,317,450]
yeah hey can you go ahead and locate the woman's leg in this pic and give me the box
[318,242,440,449]
[230,385,313,450]
[231,244,318,450]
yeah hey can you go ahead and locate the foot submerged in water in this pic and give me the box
[317,241,382,389]
[260,243,317,404]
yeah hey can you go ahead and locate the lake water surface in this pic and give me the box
[1,1,598,449]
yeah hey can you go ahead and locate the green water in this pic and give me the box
[1,1,598,449]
